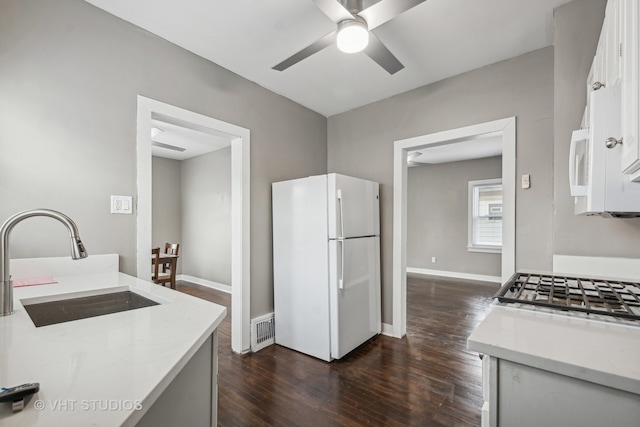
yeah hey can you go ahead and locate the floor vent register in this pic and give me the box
[251,313,275,352]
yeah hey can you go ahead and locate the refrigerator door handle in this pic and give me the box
[337,189,344,239]
[338,239,345,290]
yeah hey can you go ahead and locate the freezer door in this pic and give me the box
[272,175,332,361]
[329,236,381,360]
[327,174,379,239]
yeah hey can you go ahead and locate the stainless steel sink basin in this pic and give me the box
[22,290,159,327]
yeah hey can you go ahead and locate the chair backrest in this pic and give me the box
[152,247,160,279]
[164,243,180,256]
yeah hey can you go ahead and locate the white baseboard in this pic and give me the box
[406,267,501,285]
[177,274,231,293]
[381,323,395,337]
[553,255,640,281]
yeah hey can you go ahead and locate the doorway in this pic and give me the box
[137,96,251,354]
[406,139,503,282]
[391,117,516,338]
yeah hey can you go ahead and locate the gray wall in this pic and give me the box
[407,157,502,277]
[152,149,231,284]
[3,0,632,329]
[553,0,640,255]
[152,156,182,273]
[328,47,555,323]
[0,0,327,318]
[181,148,231,285]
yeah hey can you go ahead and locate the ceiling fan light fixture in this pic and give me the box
[336,18,369,54]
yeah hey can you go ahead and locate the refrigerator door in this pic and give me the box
[327,174,379,239]
[328,236,381,360]
[272,175,332,361]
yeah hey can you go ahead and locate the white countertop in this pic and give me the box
[0,270,227,426]
[468,303,640,394]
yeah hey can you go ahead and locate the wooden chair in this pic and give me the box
[164,242,180,256]
[162,243,180,273]
[152,247,174,288]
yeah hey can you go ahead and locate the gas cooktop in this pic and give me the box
[494,272,640,321]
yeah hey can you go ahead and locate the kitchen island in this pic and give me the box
[0,255,226,426]
[468,304,640,427]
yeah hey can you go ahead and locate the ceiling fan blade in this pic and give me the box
[358,0,426,30]
[272,31,337,71]
[363,33,404,75]
[312,0,354,24]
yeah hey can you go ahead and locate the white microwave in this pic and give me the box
[569,85,640,217]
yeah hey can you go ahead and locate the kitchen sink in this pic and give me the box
[22,290,160,327]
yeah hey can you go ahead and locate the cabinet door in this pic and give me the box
[585,58,598,129]
[605,0,622,86]
[590,40,606,92]
[621,0,640,178]
[586,1,620,127]
[497,360,640,427]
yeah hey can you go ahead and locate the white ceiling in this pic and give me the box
[83,0,572,117]
[408,132,502,166]
[151,118,231,161]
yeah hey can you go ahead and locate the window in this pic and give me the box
[468,178,503,253]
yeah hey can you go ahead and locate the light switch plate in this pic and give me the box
[521,174,531,189]
[111,195,133,214]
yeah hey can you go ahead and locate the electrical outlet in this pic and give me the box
[431,257,437,263]
[111,195,133,214]
[521,174,531,189]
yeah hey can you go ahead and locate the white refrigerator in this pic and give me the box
[272,173,381,362]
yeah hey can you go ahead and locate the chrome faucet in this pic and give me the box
[0,209,88,316]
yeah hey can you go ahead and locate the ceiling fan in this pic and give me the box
[272,0,426,75]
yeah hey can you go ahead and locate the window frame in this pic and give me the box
[468,178,503,254]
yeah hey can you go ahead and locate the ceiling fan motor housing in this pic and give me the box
[340,0,364,14]
[338,15,368,30]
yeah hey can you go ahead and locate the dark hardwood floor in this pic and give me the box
[175,274,496,426]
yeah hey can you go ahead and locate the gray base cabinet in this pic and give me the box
[484,356,640,427]
[137,332,218,427]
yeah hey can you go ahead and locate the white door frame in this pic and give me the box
[391,117,516,338]
[136,95,251,354]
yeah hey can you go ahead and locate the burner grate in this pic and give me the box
[494,272,640,321]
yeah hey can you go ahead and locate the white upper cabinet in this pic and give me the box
[620,0,640,179]
[589,0,640,181]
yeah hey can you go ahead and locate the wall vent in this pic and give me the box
[251,313,275,352]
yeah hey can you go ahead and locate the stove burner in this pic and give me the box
[494,272,640,321]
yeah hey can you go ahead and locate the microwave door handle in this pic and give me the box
[569,130,588,197]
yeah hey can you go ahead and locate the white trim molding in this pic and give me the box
[406,267,501,285]
[177,274,232,294]
[136,95,251,354]
[392,117,516,338]
[381,323,394,337]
